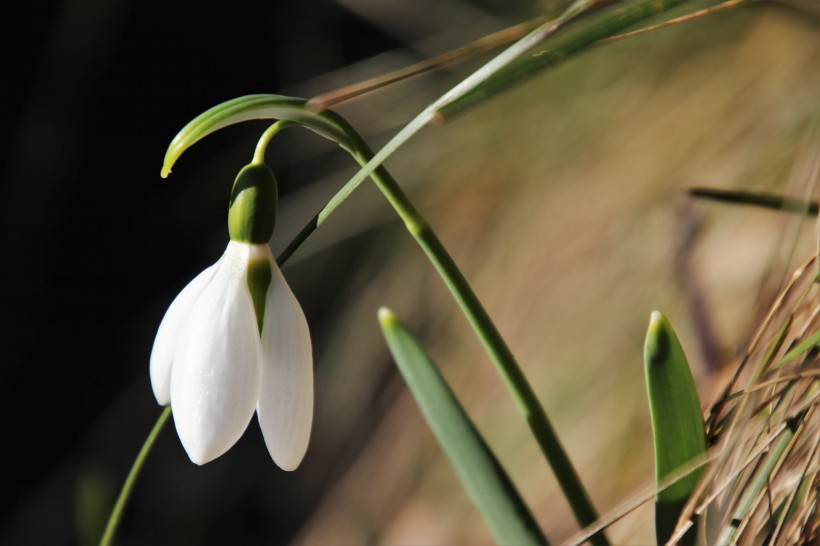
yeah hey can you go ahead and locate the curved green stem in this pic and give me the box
[278,117,607,542]
[253,120,296,164]
[366,157,605,544]
[100,406,172,546]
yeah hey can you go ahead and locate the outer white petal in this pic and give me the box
[170,242,262,465]
[150,264,216,405]
[257,258,313,471]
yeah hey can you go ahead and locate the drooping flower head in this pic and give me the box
[150,162,313,470]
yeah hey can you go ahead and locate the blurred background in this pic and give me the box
[2,0,818,544]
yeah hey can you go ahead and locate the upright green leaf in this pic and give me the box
[644,311,706,545]
[378,308,548,546]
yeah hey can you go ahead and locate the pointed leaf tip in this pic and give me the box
[646,310,672,366]
[643,310,706,545]
[377,306,395,325]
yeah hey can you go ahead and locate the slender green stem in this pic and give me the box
[100,407,172,546]
[253,120,296,164]
[285,119,606,541]
[371,163,607,543]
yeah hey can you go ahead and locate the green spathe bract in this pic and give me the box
[160,95,354,178]
[228,162,278,244]
[644,311,706,545]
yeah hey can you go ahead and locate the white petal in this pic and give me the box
[150,264,216,405]
[170,242,262,465]
[257,260,313,471]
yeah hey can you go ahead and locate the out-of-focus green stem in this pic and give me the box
[436,0,695,119]
[689,187,819,216]
[100,407,172,546]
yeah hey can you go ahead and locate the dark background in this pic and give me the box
[1,1,411,544]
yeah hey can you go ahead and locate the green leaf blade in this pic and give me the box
[644,311,707,545]
[777,330,820,368]
[378,307,548,546]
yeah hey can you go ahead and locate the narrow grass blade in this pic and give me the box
[378,308,548,546]
[769,441,817,545]
[689,187,820,216]
[644,311,707,545]
[777,330,820,367]
[601,0,750,44]
[436,0,695,119]
[760,317,793,375]
[308,16,551,109]
[715,416,798,545]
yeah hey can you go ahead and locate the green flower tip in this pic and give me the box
[645,310,671,366]
[377,306,396,326]
[228,162,279,244]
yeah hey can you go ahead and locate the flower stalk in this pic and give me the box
[99,407,172,546]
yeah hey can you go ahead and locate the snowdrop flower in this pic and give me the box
[150,162,312,470]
